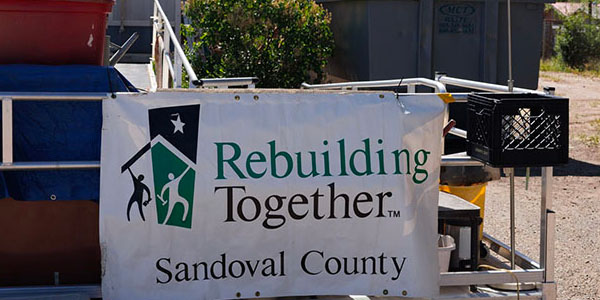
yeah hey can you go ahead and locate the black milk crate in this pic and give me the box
[466,93,569,167]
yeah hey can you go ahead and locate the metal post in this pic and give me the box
[543,210,557,300]
[541,86,556,281]
[542,169,557,300]
[542,87,557,300]
[162,29,171,88]
[544,211,555,282]
[509,167,516,269]
[541,167,554,278]
[155,20,164,89]
[442,103,449,155]
[151,3,158,66]
[507,0,514,92]
[174,52,183,88]
[2,97,13,164]
[173,3,183,89]
[103,36,111,66]
[507,0,516,272]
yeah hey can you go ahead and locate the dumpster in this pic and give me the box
[0,0,114,65]
[319,0,552,90]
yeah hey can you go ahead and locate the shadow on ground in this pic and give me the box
[512,158,600,177]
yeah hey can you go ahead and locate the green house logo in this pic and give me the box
[121,105,200,229]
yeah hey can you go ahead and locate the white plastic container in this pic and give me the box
[438,234,456,273]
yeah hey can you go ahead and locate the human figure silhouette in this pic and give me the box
[127,168,152,222]
[157,166,191,224]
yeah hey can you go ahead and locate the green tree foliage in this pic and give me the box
[183,0,334,88]
[555,13,600,69]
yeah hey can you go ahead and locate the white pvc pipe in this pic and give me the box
[301,78,447,93]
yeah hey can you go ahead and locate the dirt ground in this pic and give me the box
[484,71,600,300]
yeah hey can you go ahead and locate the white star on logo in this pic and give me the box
[171,114,185,134]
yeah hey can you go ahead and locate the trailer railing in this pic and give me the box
[0,93,105,172]
[301,77,447,93]
[151,0,257,89]
[151,0,198,88]
[435,73,540,94]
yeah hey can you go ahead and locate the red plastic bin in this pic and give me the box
[0,0,114,65]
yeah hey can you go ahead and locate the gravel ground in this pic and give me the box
[484,72,600,300]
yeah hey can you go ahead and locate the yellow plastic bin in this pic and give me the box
[439,183,487,239]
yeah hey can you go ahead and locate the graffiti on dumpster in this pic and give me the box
[438,3,477,34]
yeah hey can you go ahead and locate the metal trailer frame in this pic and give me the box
[302,76,557,300]
[0,75,556,299]
[0,0,555,297]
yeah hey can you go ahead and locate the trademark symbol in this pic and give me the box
[387,210,401,218]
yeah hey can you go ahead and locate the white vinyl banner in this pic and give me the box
[100,91,445,300]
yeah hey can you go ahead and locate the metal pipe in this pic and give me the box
[103,36,111,66]
[301,78,447,93]
[509,167,516,269]
[151,3,158,66]
[442,103,449,154]
[545,210,556,283]
[448,127,467,139]
[2,98,13,164]
[164,51,176,87]
[109,32,139,66]
[437,76,538,94]
[541,166,554,281]
[161,29,171,88]
[507,0,514,93]
[441,155,484,167]
[0,93,107,101]
[0,161,100,171]
[440,269,544,286]
[0,158,482,170]
[445,93,469,103]
[540,86,555,278]
[154,0,201,86]
[200,77,259,88]
[174,50,183,88]
[0,285,101,298]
